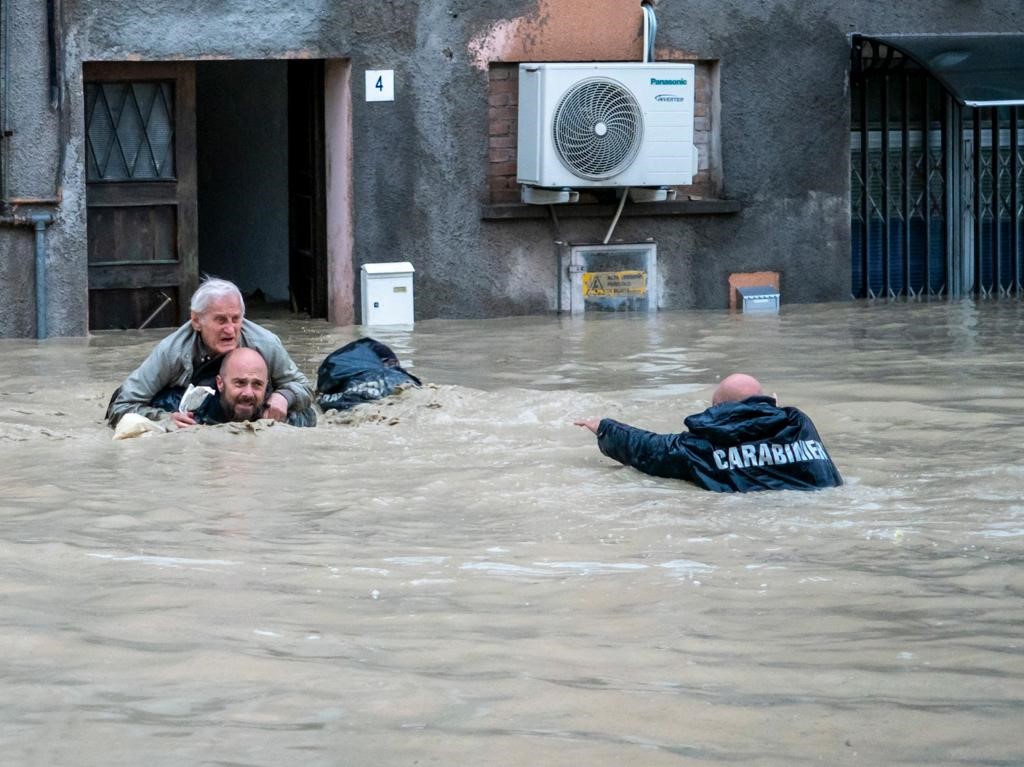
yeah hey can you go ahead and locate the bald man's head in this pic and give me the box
[216,347,269,421]
[712,373,764,406]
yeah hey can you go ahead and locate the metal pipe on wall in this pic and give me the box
[641,0,658,64]
[1,0,11,201]
[32,212,53,337]
[1,0,62,337]
[0,211,54,338]
[46,0,59,107]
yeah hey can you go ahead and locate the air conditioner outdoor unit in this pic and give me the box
[516,62,697,193]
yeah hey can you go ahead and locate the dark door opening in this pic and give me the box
[195,59,327,320]
[288,60,328,318]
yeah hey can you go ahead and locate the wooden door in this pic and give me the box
[287,60,328,318]
[85,62,197,330]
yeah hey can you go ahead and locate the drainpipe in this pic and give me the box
[31,212,53,337]
[0,0,61,338]
[0,211,55,338]
[641,0,658,64]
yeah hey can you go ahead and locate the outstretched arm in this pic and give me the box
[574,417,602,434]
[579,417,702,483]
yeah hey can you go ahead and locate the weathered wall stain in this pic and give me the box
[468,0,643,69]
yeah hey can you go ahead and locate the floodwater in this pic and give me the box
[1,300,1022,767]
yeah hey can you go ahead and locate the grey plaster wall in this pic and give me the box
[1,0,87,337]
[2,0,1023,336]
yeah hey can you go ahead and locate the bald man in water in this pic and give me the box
[172,347,275,427]
[575,373,842,492]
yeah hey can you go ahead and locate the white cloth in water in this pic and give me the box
[113,413,167,440]
[179,384,215,413]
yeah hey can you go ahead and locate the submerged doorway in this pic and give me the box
[85,57,348,330]
[196,60,327,320]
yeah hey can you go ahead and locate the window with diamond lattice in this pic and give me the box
[86,81,175,181]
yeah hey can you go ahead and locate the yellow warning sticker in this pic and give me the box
[583,270,647,297]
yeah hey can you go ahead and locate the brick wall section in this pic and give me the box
[488,64,521,203]
[690,62,714,194]
[487,61,718,204]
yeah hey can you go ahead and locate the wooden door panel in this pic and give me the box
[87,205,177,264]
[85,61,196,331]
[88,262,183,290]
[86,181,178,206]
[89,288,179,331]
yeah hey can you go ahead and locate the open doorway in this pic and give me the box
[195,59,327,320]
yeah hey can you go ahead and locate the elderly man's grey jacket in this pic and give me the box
[107,319,313,426]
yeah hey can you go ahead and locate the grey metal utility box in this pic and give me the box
[737,285,780,313]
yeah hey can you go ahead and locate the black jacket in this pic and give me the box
[596,396,843,492]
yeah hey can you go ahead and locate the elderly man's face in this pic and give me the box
[191,295,243,356]
[216,352,268,421]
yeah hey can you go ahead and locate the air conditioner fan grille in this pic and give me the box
[552,77,643,180]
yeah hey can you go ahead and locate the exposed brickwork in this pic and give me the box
[487,64,521,203]
[728,272,781,311]
[487,60,720,204]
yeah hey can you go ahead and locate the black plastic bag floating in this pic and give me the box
[316,337,422,412]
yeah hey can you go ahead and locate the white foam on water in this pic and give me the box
[86,552,242,568]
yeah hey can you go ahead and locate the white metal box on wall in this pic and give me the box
[517,62,697,190]
[360,262,415,325]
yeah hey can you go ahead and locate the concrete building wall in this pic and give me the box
[1,0,1022,336]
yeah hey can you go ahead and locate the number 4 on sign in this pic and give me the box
[365,70,395,102]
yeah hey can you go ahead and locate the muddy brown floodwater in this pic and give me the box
[1,300,1022,766]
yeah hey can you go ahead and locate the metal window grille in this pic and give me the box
[850,42,948,299]
[965,107,1024,296]
[850,39,1024,299]
[85,81,175,182]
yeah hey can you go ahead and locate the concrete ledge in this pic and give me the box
[481,198,742,220]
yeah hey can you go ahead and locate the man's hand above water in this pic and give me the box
[170,410,197,428]
[262,391,289,422]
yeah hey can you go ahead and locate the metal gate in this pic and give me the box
[850,38,1024,299]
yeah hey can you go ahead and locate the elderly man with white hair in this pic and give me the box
[106,277,315,428]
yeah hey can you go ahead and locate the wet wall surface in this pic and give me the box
[3,1,1024,335]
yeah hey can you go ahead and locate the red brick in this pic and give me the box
[489,147,515,163]
[491,189,520,203]
[490,77,517,94]
[488,105,516,122]
[490,135,516,148]
[490,161,517,176]
[489,119,511,137]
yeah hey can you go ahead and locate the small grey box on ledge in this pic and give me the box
[737,285,780,313]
